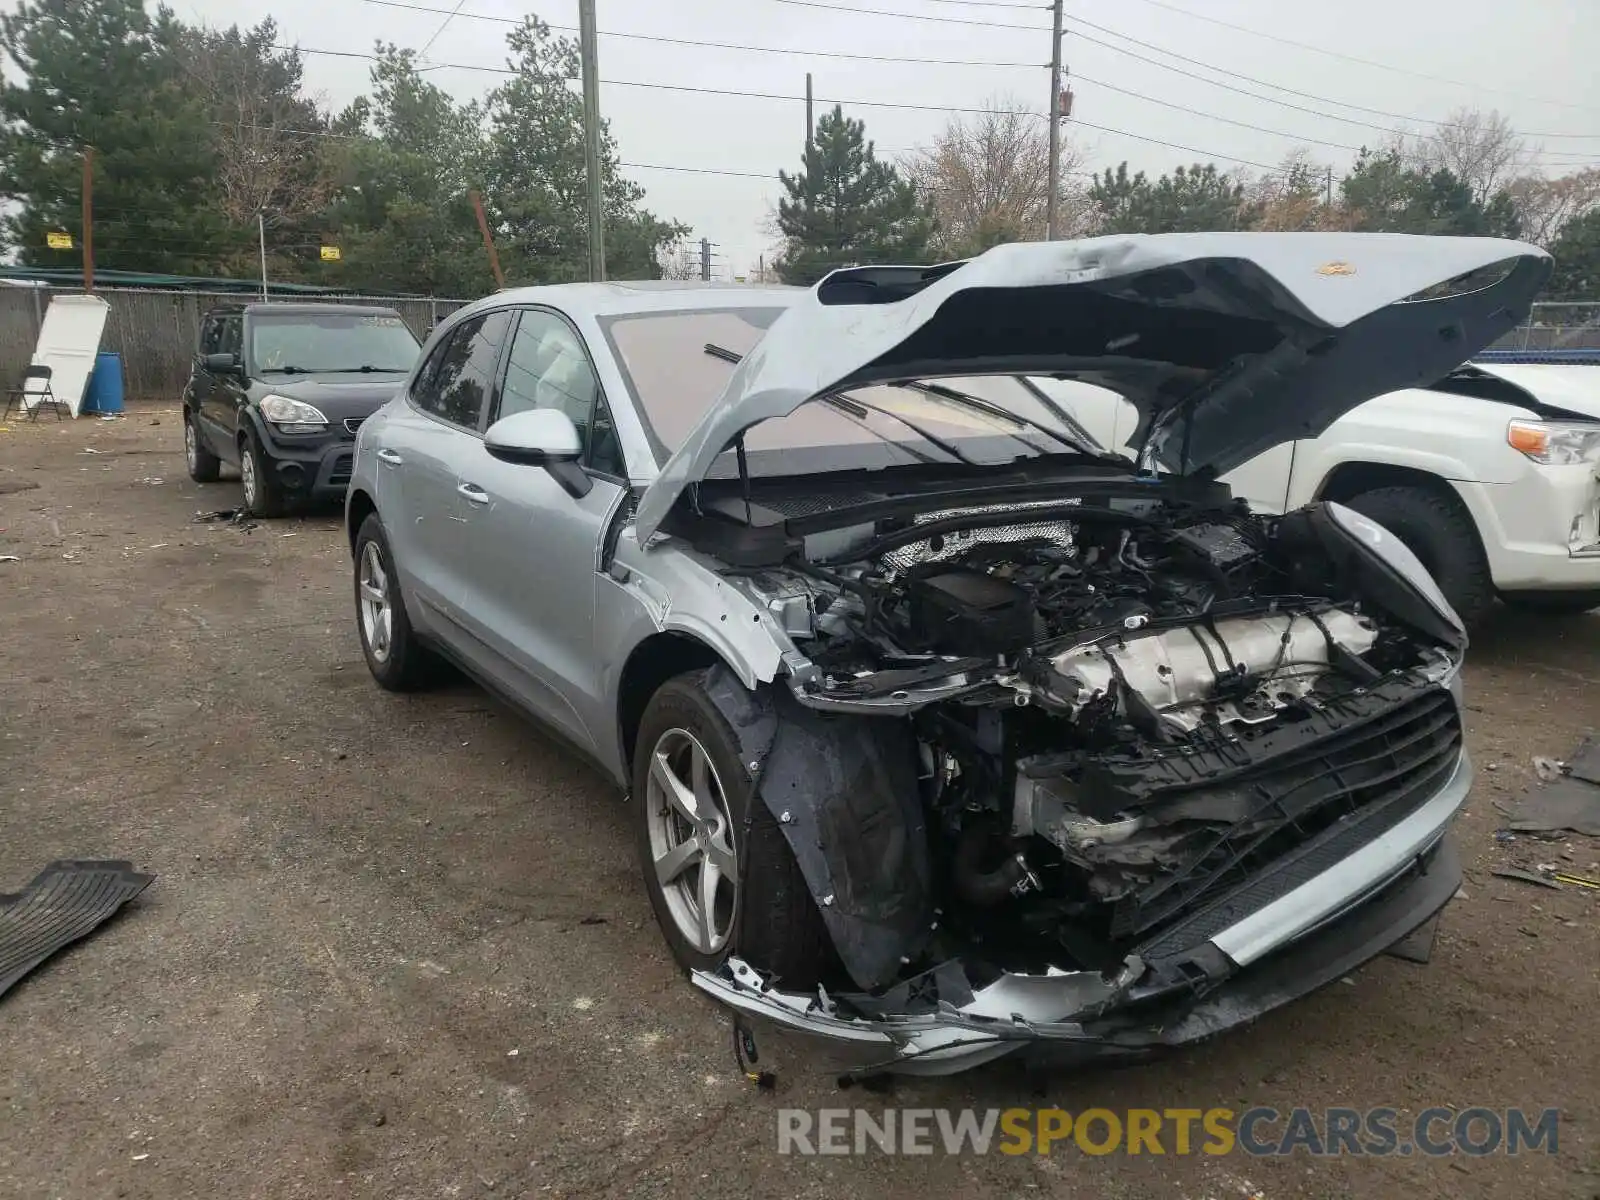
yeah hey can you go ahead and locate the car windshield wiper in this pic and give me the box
[318,365,411,373]
[891,379,1089,456]
[258,365,310,375]
[702,343,967,466]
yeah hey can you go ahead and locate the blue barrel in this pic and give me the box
[83,351,124,413]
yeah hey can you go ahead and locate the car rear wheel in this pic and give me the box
[632,672,834,987]
[354,513,443,691]
[239,429,285,518]
[1501,589,1600,616]
[185,410,221,483]
[1343,486,1495,629]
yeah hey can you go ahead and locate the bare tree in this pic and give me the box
[178,21,335,228]
[1506,169,1600,247]
[908,97,1088,257]
[656,239,700,280]
[1407,108,1530,203]
[1247,149,1354,231]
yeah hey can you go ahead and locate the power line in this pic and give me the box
[362,1,1044,69]
[768,0,1047,32]
[348,3,1600,169]
[417,0,467,56]
[282,41,1311,172]
[1062,14,1600,148]
[1120,0,1600,114]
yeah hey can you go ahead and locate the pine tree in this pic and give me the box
[776,105,934,286]
[0,0,225,273]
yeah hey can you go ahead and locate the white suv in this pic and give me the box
[1044,354,1600,627]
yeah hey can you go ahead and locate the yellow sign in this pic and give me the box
[46,231,72,250]
[320,245,342,262]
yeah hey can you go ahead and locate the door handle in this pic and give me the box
[376,448,403,466]
[457,483,490,505]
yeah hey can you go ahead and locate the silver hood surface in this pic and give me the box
[633,232,1549,543]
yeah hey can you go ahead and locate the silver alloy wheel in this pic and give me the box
[184,419,197,472]
[645,727,738,955]
[240,445,258,510]
[358,539,393,663]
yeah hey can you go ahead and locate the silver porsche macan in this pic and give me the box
[346,233,1550,1076]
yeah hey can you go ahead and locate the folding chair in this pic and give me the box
[3,364,66,422]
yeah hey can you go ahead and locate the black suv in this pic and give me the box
[183,303,422,516]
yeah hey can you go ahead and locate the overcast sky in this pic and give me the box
[31,0,1600,274]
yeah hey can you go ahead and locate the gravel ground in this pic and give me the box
[0,408,1596,1200]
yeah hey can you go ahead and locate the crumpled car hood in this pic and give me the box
[633,232,1549,544]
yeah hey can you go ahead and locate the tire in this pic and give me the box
[239,427,285,518]
[184,409,221,483]
[1343,486,1495,629]
[353,513,444,691]
[1501,590,1600,616]
[632,671,834,987]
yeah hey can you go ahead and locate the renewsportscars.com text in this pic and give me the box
[776,1106,1560,1157]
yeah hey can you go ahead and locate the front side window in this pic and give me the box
[497,310,625,476]
[249,311,421,375]
[411,310,511,429]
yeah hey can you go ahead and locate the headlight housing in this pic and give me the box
[1507,419,1600,466]
[259,393,328,433]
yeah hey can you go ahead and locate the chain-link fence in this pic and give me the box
[0,286,474,402]
[1486,301,1600,352]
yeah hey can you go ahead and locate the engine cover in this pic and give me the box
[1044,608,1379,732]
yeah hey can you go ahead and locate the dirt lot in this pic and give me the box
[0,408,1596,1199]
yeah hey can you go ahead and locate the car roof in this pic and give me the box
[203,302,405,318]
[463,279,804,321]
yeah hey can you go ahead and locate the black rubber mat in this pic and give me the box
[0,861,154,999]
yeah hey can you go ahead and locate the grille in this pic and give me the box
[343,417,366,436]
[882,499,1079,572]
[328,453,354,486]
[1116,689,1462,945]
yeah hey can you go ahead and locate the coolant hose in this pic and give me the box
[952,823,1030,907]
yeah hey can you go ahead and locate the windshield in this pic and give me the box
[250,311,421,374]
[599,306,1106,476]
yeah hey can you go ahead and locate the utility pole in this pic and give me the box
[1325,164,1334,211]
[1046,0,1064,240]
[579,0,606,282]
[81,147,95,294]
[700,238,712,281]
[469,190,507,289]
[805,72,814,153]
[257,210,268,302]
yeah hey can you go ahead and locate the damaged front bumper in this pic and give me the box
[692,751,1471,1076]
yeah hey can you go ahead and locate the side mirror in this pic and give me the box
[484,408,591,498]
[203,352,239,374]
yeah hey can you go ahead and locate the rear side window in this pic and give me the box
[411,310,512,429]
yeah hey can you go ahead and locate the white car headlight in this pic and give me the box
[260,393,328,433]
[1507,419,1600,466]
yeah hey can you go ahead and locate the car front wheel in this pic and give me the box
[632,672,835,987]
[353,513,442,691]
[239,429,285,518]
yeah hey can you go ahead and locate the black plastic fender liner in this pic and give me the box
[702,664,934,991]
[0,860,155,1000]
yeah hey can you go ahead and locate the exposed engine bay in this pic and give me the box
[717,491,1465,985]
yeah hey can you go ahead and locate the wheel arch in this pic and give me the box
[616,632,724,773]
[346,487,378,555]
